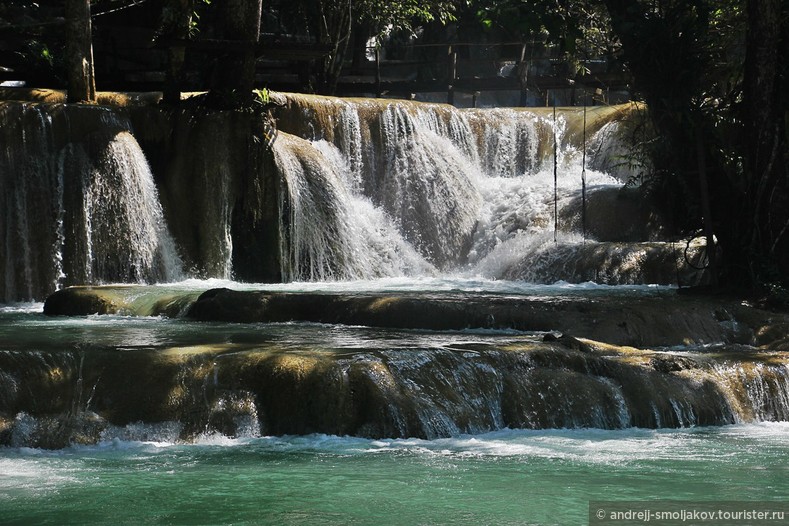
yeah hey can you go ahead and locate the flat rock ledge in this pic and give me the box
[43,285,789,348]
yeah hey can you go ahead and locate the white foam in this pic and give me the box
[0,303,44,314]
[0,456,79,495]
[45,422,787,465]
[145,276,672,297]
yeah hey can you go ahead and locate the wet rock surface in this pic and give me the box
[45,285,775,347]
[20,285,788,448]
[2,331,788,447]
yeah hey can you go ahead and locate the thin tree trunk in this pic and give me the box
[695,125,717,285]
[65,0,96,103]
[161,0,193,105]
[744,0,781,265]
[316,0,352,94]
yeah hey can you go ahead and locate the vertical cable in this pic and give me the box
[582,89,587,243]
[553,99,558,243]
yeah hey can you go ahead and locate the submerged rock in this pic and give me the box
[43,286,122,315]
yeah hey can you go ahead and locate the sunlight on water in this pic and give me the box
[0,99,778,525]
[1,424,788,525]
[150,276,671,295]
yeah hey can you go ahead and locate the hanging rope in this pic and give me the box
[581,89,588,243]
[553,97,558,243]
[579,39,591,244]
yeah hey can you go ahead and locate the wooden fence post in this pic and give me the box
[375,47,382,98]
[447,45,457,106]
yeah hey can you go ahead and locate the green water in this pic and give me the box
[2,424,788,525]
[1,284,788,526]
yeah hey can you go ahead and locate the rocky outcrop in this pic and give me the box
[2,331,788,447]
[45,285,772,348]
[5,285,780,447]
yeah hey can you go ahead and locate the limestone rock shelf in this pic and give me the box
[43,285,782,348]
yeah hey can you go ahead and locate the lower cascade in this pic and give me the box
[0,104,184,303]
[1,284,788,448]
[0,92,785,449]
[2,310,789,448]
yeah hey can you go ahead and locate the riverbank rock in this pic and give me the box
[44,284,771,348]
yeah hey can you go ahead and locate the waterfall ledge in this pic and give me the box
[0,285,785,448]
[43,285,771,347]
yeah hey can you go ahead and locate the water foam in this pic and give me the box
[26,422,787,464]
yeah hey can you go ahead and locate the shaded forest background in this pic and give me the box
[1,0,787,296]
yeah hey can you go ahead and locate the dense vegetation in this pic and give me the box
[1,0,787,294]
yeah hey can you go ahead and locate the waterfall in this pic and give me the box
[273,132,432,281]
[1,104,58,302]
[273,95,686,284]
[77,131,183,284]
[0,103,182,301]
[464,108,544,178]
[3,336,788,446]
[276,95,483,270]
[3,95,785,449]
[0,94,687,301]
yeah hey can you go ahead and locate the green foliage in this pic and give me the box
[471,0,615,60]
[27,40,54,66]
[253,88,270,105]
[270,0,456,40]
[156,0,213,40]
[356,0,457,36]
[189,0,212,37]
[267,0,460,93]
[604,0,789,288]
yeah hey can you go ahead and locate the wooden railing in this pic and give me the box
[1,27,630,106]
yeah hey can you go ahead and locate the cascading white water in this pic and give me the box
[273,95,677,284]
[466,120,621,277]
[0,95,683,300]
[2,95,787,453]
[1,105,58,301]
[0,103,183,301]
[464,108,543,178]
[79,130,183,284]
[273,132,433,281]
[375,103,483,267]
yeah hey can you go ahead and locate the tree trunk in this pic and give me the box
[350,21,371,75]
[65,0,96,103]
[316,0,352,94]
[161,0,194,105]
[602,0,703,198]
[742,0,787,280]
[211,0,262,106]
[603,0,730,282]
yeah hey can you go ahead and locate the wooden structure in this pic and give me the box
[0,14,630,106]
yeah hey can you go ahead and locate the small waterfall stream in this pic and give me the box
[0,104,183,302]
[273,132,431,281]
[76,130,183,285]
